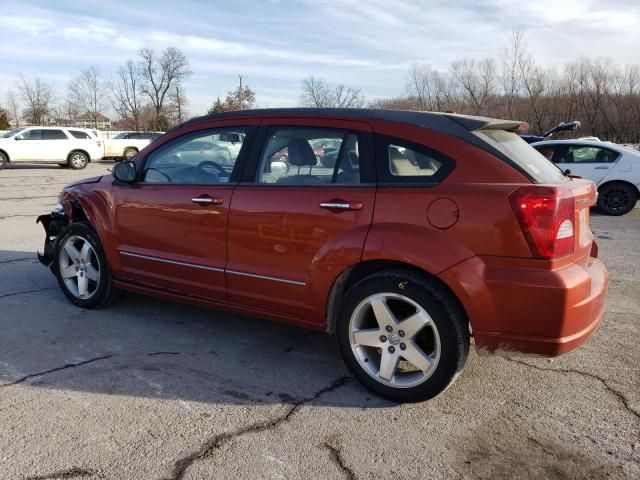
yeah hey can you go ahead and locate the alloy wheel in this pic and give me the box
[349,293,441,388]
[603,188,631,213]
[71,153,87,168]
[58,235,101,299]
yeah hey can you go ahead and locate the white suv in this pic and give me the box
[0,126,103,170]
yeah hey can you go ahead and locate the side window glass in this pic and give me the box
[69,130,91,139]
[536,146,557,162]
[257,128,360,185]
[567,146,617,163]
[43,130,68,140]
[142,128,247,185]
[18,130,42,140]
[388,144,442,177]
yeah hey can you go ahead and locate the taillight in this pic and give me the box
[509,186,575,259]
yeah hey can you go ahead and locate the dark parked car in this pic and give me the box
[37,109,607,402]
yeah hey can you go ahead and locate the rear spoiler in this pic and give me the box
[444,113,523,133]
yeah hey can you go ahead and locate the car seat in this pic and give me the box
[277,138,323,184]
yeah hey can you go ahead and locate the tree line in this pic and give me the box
[2,31,639,142]
[299,32,640,143]
[2,47,191,132]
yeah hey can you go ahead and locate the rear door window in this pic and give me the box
[43,130,68,140]
[558,145,619,164]
[256,128,362,185]
[475,130,567,183]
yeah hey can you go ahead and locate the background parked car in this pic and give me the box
[0,126,102,169]
[104,131,163,160]
[532,139,640,215]
[520,120,581,143]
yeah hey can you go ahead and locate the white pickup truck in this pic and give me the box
[102,132,163,160]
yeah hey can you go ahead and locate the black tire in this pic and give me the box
[52,222,120,309]
[123,148,138,161]
[597,182,638,216]
[336,270,469,402]
[67,151,88,170]
[0,151,7,169]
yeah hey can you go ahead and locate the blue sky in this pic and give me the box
[1,0,639,116]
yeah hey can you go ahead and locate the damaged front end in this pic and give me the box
[36,210,68,267]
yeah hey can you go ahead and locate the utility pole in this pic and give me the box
[238,74,244,110]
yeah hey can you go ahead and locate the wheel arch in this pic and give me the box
[598,179,640,197]
[59,190,117,267]
[325,259,469,335]
[0,148,10,162]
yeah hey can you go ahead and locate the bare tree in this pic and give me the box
[166,84,188,125]
[5,90,20,127]
[111,60,143,131]
[300,76,365,108]
[139,47,192,130]
[18,75,54,125]
[500,30,526,118]
[68,66,106,128]
[450,58,496,115]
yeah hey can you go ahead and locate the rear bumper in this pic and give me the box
[439,256,608,357]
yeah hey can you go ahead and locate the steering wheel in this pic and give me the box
[196,160,226,174]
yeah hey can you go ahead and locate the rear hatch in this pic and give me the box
[474,128,598,267]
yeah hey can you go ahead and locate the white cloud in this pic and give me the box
[1,0,638,114]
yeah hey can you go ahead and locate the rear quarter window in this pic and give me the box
[475,130,568,183]
[376,135,454,185]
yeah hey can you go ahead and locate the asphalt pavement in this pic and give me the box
[0,162,638,479]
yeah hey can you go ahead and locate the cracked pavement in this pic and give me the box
[1,162,639,479]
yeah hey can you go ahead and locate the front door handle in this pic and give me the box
[320,200,363,211]
[192,196,223,205]
[594,166,610,170]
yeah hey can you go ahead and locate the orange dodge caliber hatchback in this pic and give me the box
[38,109,608,402]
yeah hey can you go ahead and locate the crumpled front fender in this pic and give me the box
[36,212,68,267]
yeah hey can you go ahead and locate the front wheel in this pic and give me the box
[597,182,638,216]
[53,222,120,309]
[336,270,469,402]
[68,151,88,170]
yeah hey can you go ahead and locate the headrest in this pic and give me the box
[288,138,317,167]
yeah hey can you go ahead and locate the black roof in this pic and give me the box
[185,108,521,135]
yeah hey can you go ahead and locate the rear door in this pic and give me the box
[226,118,376,326]
[554,144,620,184]
[41,129,71,161]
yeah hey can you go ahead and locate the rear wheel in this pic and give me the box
[597,182,637,216]
[0,151,7,169]
[68,151,88,170]
[53,222,120,309]
[336,270,469,402]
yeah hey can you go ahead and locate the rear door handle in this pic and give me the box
[192,196,223,205]
[594,166,609,170]
[320,201,363,211]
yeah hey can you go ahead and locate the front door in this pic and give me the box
[226,120,376,326]
[14,129,45,160]
[112,126,253,300]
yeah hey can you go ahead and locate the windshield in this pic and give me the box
[474,130,568,183]
[3,128,25,138]
[114,132,130,139]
